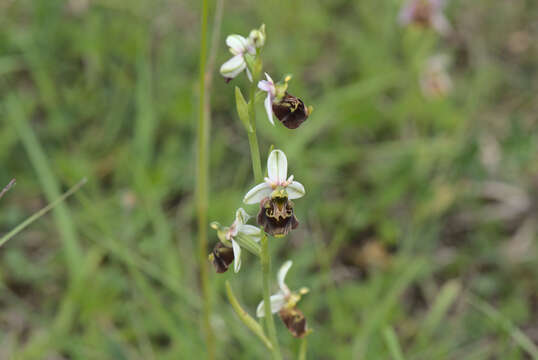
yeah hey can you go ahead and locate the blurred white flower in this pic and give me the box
[243,149,305,204]
[420,54,452,99]
[220,34,255,81]
[399,0,451,36]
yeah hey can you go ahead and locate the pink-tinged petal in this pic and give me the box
[220,55,246,79]
[398,3,414,25]
[258,80,273,92]
[286,181,305,200]
[264,94,275,126]
[267,149,287,184]
[231,240,242,273]
[256,293,286,318]
[226,34,248,55]
[243,182,272,204]
[277,260,292,295]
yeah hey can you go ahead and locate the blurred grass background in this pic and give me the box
[1,0,538,359]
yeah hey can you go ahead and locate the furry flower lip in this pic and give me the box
[256,261,310,338]
[258,73,310,129]
[258,191,299,237]
[399,0,451,36]
[209,208,262,273]
[243,149,305,205]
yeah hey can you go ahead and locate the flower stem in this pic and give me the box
[196,0,216,358]
[261,235,283,360]
[298,337,307,360]
[247,76,264,183]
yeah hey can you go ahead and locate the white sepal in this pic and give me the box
[243,182,272,204]
[235,208,249,225]
[220,55,246,79]
[238,224,262,242]
[226,34,248,55]
[286,181,306,200]
[256,293,286,318]
[267,150,288,184]
[278,260,292,295]
[264,94,274,126]
[232,240,242,273]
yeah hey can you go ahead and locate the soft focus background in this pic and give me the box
[1,0,538,359]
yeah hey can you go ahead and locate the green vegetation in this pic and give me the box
[1,0,537,359]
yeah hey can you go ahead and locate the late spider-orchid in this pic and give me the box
[209,208,262,273]
[256,261,309,337]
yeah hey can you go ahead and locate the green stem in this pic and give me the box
[298,337,307,360]
[196,0,215,358]
[247,75,263,183]
[261,235,282,360]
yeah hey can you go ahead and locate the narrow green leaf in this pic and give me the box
[383,326,405,360]
[225,281,273,350]
[235,86,253,132]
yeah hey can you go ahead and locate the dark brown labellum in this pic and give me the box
[412,1,434,27]
[209,242,234,273]
[279,307,307,338]
[272,92,309,129]
[257,197,299,237]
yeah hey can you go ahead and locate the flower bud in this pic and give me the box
[248,24,266,48]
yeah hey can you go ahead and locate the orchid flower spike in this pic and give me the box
[243,149,305,204]
[209,208,262,273]
[399,0,452,36]
[220,34,256,82]
[256,261,310,337]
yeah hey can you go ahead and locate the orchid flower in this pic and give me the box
[243,149,305,204]
[220,34,256,81]
[256,261,309,337]
[210,208,262,273]
[399,0,452,36]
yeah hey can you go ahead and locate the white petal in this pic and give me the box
[256,293,286,318]
[286,181,305,200]
[277,260,292,294]
[235,208,249,225]
[238,224,262,242]
[220,55,246,79]
[265,72,273,83]
[226,34,248,55]
[232,240,242,273]
[264,94,275,126]
[267,150,287,184]
[243,182,272,204]
[246,67,253,82]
